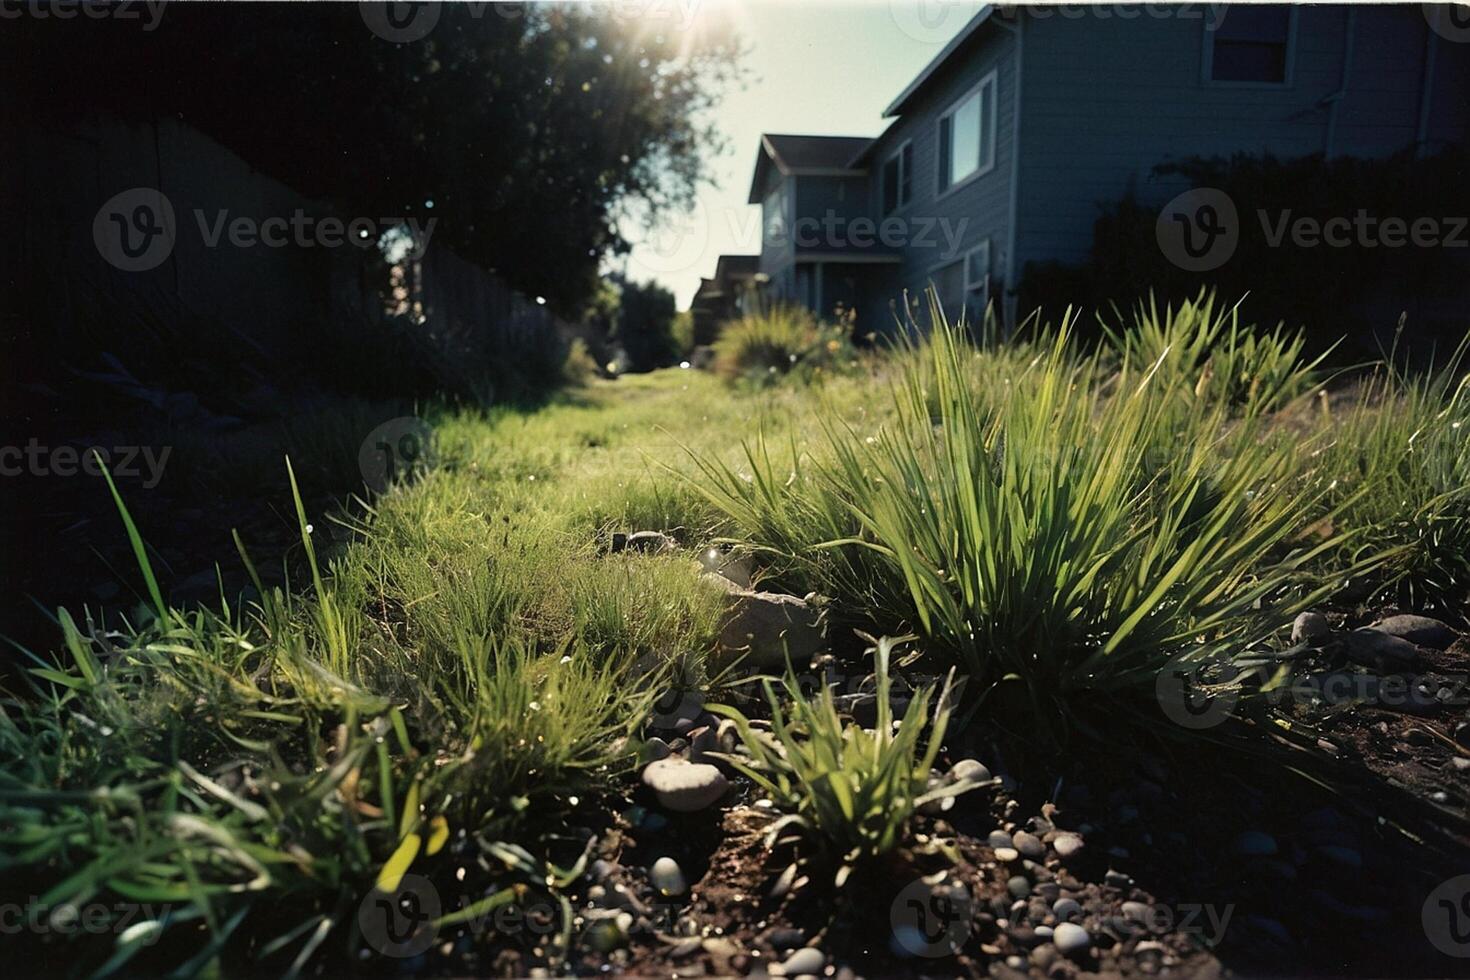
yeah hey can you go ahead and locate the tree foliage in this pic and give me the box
[7,2,741,312]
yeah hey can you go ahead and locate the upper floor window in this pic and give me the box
[882,142,913,215]
[882,141,905,214]
[1207,6,1294,84]
[938,70,997,195]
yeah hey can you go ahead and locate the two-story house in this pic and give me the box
[727,3,1470,332]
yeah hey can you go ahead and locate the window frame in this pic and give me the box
[1200,6,1298,89]
[936,69,998,200]
[881,139,914,216]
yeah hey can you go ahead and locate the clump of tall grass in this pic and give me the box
[712,304,856,385]
[1308,340,1470,610]
[0,464,649,975]
[710,636,982,882]
[694,296,1339,734]
[1103,290,1326,416]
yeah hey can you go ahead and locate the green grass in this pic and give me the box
[693,296,1346,735]
[712,304,859,386]
[6,288,1466,973]
[1305,339,1470,610]
[710,635,982,883]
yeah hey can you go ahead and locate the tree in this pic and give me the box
[610,275,679,372]
[6,3,742,314]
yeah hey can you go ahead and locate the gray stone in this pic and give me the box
[1368,614,1457,650]
[1341,628,1420,671]
[1292,611,1331,644]
[780,947,826,975]
[949,758,992,784]
[1052,898,1082,922]
[763,926,804,950]
[611,530,676,554]
[716,588,825,670]
[1053,922,1090,957]
[698,547,753,589]
[988,829,1015,849]
[1007,876,1031,899]
[643,737,673,762]
[1013,831,1046,859]
[650,856,687,897]
[1053,833,1084,859]
[642,758,729,812]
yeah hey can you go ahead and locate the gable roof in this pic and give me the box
[881,6,1000,118]
[746,134,873,203]
[715,254,759,281]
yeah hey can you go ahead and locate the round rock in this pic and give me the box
[642,758,729,812]
[1053,833,1085,859]
[650,856,687,897]
[781,947,826,976]
[949,758,992,783]
[1053,922,1090,957]
[1291,611,1330,644]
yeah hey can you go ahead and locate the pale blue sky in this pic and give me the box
[619,0,981,307]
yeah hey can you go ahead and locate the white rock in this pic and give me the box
[1053,922,1090,957]
[650,856,687,897]
[780,948,826,976]
[642,759,729,812]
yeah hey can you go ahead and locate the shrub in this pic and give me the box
[709,636,982,881]
[694,294,1339,735]
[1102,290,1326,416]
[1308,339,1470,610]
[712,305,856,385]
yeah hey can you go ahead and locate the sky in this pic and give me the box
[618,0,982,308]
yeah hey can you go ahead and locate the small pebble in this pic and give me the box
[1053,922,1090,957]
[950,758,992,783]
[1053,833,1084,859]
[988,829,1014,849]
[1013,831,1046,859]
[780,947,826,976]
[650,857,687,897]
[1052,898,1082,921]
[995,846,1020,863]
[1008,876,1031,899]
[1292,611,1330,644]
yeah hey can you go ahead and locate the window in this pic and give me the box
[1207,6,1294,84]
[938,71,996,194]
[881,141,913,215]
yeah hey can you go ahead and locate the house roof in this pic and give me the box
[746,134,873,202]
[715,254,759,281]
[880,6,1000,118]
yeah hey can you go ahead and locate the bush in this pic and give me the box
[1102,289,1326,416]
[693,293,1339,735]
[712,305,856,385]
[1020,149,1470,355]
[1308,338,1470,610]
[710,636,981,881]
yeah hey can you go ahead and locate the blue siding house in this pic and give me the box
[737,3,1470,332]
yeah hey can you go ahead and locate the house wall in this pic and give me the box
[860,22,1020,328]
[1013,4,1470,274]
